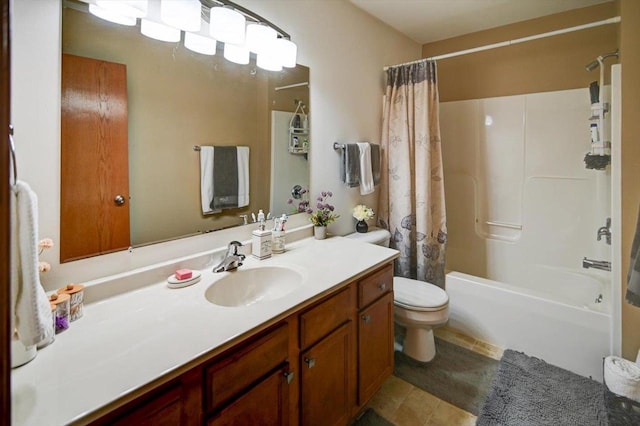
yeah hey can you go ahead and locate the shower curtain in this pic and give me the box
[378,60,447,288]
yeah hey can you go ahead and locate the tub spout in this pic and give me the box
[582,257,611,272]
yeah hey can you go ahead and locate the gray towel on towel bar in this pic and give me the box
[211,146,239,210]
[371,143,381,186]
[626,205,640,307]
[340,144,360,187]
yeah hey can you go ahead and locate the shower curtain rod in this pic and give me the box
[383,16,621,71]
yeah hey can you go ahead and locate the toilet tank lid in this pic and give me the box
[344,228,391,244]
[394,277,449,309]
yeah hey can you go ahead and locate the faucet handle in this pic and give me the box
[228,241,243,254]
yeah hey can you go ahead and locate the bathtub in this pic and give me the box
[446,268,611,381]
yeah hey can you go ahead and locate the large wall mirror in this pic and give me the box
[61,1,310,262]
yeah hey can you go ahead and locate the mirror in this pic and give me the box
[61,2,309,261]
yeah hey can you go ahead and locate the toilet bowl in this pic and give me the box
[346,228,449,362]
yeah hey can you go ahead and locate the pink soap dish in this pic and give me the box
[167,271,202,289]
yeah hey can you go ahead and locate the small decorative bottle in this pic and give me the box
[252,210,272,260]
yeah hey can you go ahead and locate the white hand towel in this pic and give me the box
[237,146,250,208]
[199,146,217,214]
[357,142,374,195]
[604,355,640,402]
[10,181,54,347]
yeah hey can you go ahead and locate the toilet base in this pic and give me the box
[403,327,436,362]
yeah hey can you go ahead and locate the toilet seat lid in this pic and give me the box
[393,277,449,311]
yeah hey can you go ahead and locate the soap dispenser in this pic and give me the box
[252,210,272,260]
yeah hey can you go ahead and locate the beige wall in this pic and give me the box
[423,3,619,102]
[620,0,640,361]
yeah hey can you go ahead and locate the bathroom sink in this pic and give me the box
[205,266,303,307]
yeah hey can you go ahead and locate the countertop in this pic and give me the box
[11,236,398,426]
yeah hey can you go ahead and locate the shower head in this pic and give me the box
[585,59,600,72]
[585,49,619,71]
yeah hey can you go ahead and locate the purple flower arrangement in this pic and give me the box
[288,189,339,226]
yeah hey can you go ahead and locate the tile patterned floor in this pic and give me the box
[365,327,503,426]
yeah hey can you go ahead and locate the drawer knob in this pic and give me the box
[304,357,316,368]
[378,283,386,291]
[284,371,295,384]
[362,315,371,324]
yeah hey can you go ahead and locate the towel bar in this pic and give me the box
[333,142,345,150]
[193,145,201,151]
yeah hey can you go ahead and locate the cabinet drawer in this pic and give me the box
[204,323,289,413]
[358,264,393,308]
[300,285,353,349]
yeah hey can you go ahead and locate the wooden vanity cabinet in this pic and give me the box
[298,286,357,426]
[357,264,394,405]
[90,262,395,426]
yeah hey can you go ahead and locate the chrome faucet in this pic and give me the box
[213,241,245,273]
[597,217,611,245]
[582,257,611,272]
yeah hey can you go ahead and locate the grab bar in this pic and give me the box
[484,221,523,230]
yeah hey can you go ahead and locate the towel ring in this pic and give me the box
[9,124,17,184]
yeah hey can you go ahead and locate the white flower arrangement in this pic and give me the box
[38,238,54,273]
[352,204,374,221]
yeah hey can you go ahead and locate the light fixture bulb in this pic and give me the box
[256,39,282,71]
[245,23,277,54]
[223,42,250,65]
[210,6,246,45]
[95,0,148,18]
[140,19,181,42]
[89,4,137,26]
[275,38,297,68]
[256,53,282,72]
[160,0,202,32]
[185,33,217,56]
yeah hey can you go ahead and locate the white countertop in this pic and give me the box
[11,236,398,426]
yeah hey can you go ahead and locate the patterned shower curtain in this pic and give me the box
[378,60,447,288]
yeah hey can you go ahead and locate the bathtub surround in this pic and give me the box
[378,60,447,287]
[447,271,610,380]
[477,350,607,426]
[393,338,498,415]
[625,204,640,306]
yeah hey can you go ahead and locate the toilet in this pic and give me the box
[346,228,449,362]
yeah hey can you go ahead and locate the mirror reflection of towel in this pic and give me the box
[200,146,249,214]
[211,146,239,210]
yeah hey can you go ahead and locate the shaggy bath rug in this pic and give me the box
[393,337,499,415]
[477,349,607,425]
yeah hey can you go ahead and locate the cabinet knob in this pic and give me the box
[284,371,295,384]
[304,357,316,368]
[362,315,371,324]
[378,283,386,291]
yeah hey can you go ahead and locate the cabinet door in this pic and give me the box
[301,322,354,426]
[207,365,290,426]
[358,292,394,405]
[111,385,183,426]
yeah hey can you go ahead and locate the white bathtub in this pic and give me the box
[446,269,611,381]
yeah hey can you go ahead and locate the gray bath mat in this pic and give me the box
[477,349,607,425]
[393,337,498,415]
[354,408,395,426]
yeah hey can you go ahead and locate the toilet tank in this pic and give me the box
[345,228,391,247]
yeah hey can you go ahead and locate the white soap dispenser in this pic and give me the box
[252,209,272,260]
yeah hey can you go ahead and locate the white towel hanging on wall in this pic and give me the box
[10,181,54,347]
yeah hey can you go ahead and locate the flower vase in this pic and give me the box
[356,220,368,233]
[314,225,327,240]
